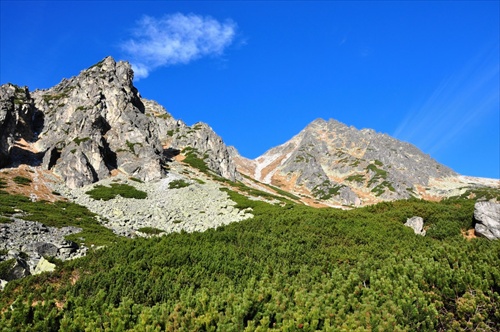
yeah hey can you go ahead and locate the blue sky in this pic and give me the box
[1,1,499,178]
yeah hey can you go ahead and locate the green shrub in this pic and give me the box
[137,227,164,235]
[73,137,90,145]
[0,190,119,246]
[312,181,343,200]
[0,193,498,331]
[345,174,365,183]
[125,140,143,156]
[426,220,462,240]
[0,216,12,223]
[168,179,190,189]
[13,176,31,186]
[183,153,209,173]
[129,177,143,183]
[0,259,15,280]
[86,183,147,201]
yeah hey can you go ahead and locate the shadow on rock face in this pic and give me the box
[7,145,45,168]
[163,148,180,161]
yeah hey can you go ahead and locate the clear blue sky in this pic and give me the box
[1,1,499,178]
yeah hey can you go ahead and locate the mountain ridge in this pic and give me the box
[232,117,497,207]
[1,56,498,206]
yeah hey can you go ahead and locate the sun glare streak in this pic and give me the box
[393,47,499,155]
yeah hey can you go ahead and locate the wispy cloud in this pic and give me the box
[393,46,499,156]
[121,13,237,79]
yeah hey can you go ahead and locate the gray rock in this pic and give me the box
[1,258,31,281]
[0,84,38,167]
[235,118,457,205]
[33,257,56,275]
[404,216,426,236]
[0,279,7,291]
[144,99,239,181]
[474,201,500,240]
[32,242,58,257]
[1,56,240,188]
[30,56,165,188]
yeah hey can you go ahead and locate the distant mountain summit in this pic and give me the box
[232,118,484,206]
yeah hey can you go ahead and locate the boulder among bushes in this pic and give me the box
[474,201,500,240]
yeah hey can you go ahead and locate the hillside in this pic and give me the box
[1,181,500,330]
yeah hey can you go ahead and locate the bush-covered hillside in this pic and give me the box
[0,189,499,331]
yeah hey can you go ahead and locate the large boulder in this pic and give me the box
[404,216,426,236]
[0,258,31,281]
[474,201,500,240]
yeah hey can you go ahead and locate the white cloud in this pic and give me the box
[121,13,237,79]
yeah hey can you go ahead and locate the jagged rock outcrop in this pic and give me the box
[30,57,165,188]
[233,118,457,206]
[143,99,239,181]
[0,258,31,281]
[0,57,240,188]
[474,201,500,240]
[0,84,39,167]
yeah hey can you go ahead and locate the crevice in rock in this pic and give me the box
[100,137,117,171]
[44,147,61,170]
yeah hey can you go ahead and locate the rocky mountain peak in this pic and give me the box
[1,56,240,188]
[232,117,460,206]
[25,57,165,188]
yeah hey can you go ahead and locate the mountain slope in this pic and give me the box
[233,118,496,206]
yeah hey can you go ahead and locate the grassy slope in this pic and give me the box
[0,185,499,331]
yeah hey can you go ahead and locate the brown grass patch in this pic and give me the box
[0,166,63,202]
[461,228,477,240]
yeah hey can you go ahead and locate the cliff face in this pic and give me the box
[0,57,238,187]
[233,118,457,206]
[28,56,164,188]
[0,84,40,167]
[143,99,239,181]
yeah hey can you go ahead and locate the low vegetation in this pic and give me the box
[13,176,32,186]
[0,190,499,330]
[182,147,210,173]
[137,227,164,235]
[168,179,190,189]
[72,137,90,146]
[345,174,365,183]
[0,190,118,246]
[312,180,343,200]
[85,183,147,200]
[366,163,388,186]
